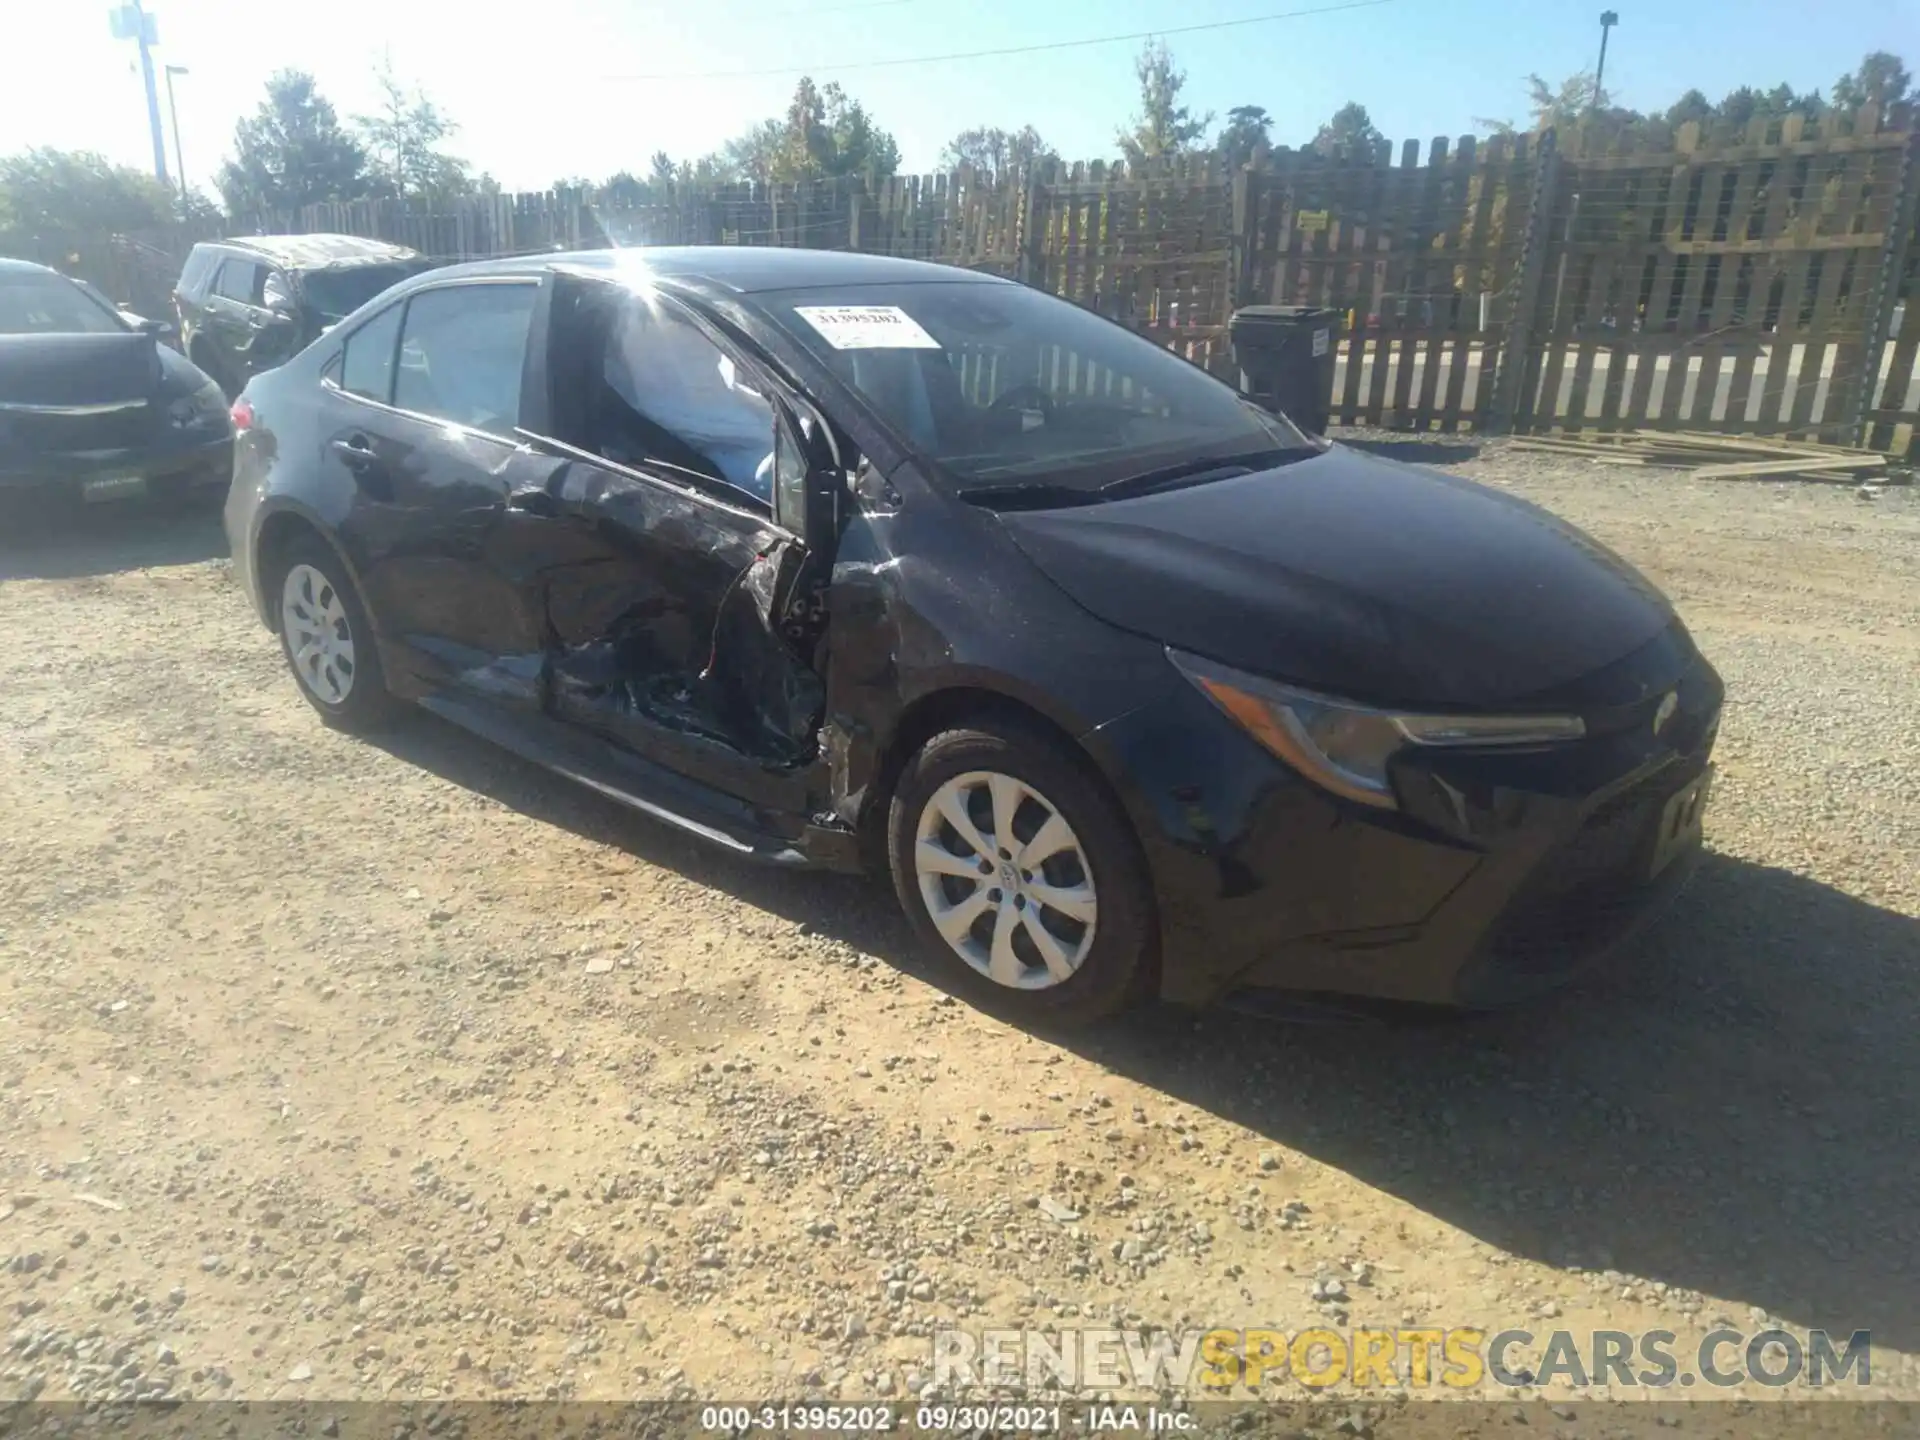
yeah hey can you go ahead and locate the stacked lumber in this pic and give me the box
[1507,431,1890,482]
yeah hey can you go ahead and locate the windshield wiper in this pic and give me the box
[956,481,1104,511]
[1098,447,1309,499]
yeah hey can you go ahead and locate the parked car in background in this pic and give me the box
[175,234,435,398]
[224,247,1722,1027]
[0,257,232,508]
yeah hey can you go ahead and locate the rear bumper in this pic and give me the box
[0,433,232,498]
[1088,650,1724,1011]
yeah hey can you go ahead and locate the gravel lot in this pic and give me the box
[1,437,1917,1420]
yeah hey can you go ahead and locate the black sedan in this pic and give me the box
[223,248,1721,1025]
[0,258,232,506]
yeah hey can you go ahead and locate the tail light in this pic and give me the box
[230,398,254,431]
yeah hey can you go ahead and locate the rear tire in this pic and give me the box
[270,535,398,733]
[887,718,1158,1027]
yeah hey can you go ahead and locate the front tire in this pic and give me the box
[271,537,397,733]
[887,719,1158,1026]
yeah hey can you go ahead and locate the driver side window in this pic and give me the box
[551,286,779,506]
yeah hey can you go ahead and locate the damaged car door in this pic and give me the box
[504,274,837,801]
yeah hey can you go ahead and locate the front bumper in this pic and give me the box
[1090,644,1724,1010]
[0,432,232,501]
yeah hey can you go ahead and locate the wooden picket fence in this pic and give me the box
[107,103,1920,457]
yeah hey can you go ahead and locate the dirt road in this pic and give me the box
[2,439,1917,1414]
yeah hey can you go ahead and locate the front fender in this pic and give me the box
[818,490,1181,836]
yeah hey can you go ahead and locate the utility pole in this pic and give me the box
[1593,11,1619,115]
[165,65,189,197]
[109,0,169,185]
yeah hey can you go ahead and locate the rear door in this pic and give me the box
[318,275,561,701]
[204,258,264,383]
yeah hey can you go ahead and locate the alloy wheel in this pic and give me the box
[913,770,1099,990]
[281,562,356,706]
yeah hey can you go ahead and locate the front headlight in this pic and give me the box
[1169,648,1585,810]
[169,380,228,430]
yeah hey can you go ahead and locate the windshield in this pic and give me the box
[301,263,429,321]
[763,279,1306,492]
[0,271,126,336]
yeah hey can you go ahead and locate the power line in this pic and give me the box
[602,0,1401,82]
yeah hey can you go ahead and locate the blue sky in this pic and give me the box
[2,0,1913,197]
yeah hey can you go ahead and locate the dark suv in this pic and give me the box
[174,235,434,397]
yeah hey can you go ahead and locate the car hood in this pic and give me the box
[0,332,161,410]
[995,444,1679,709]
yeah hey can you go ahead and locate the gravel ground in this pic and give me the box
[1,439,1917,1419]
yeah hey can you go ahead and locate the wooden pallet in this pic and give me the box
[1506,430,1889,481]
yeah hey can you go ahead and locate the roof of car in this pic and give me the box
[204,234,423,269]
[426,246,1008,295]
[0,257,58,276]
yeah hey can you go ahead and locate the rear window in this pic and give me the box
[214,260,264,304]
[340,301,403,403]
[178,247,219,297]
[302,264,430,321]
[0,271,126,336]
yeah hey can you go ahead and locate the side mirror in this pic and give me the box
[135,316,177,341]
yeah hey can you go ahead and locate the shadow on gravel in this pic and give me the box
[1338,437,1483,465]
[365,707,1920,1352]
[0,497,228,580]
[1078,852,1920,1352]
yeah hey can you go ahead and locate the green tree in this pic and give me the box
[603,171,649,205]
[648,150,677,188]
[823,83,899,183]
[723,119,787,183]
[355,59,473,203]
[1215,105,1273,168]
[1759,84,1826,121]
[1311,101,1385,158]
[0,148,175,259]
[719,78,900,184]
[218,70,368,217]
[677,154,735,187]
[1476,70,1651,138]
[940,125,1057,175]
[1830,50,1911,115]
[1528,71,1606,129]
[1116,39,1212,166]
[1663,88,1715,128]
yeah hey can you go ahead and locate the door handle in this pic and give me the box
[329,436,378,472]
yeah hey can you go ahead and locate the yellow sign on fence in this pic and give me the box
[1295,209,1331,233]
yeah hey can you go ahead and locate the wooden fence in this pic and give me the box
[98,103,1920,457]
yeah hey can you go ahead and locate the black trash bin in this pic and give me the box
[1229,305,1341,436]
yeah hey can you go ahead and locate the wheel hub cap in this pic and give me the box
[281,563,356,706]
[913,770,1099,991]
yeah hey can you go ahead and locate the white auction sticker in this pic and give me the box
[793,305,942,351]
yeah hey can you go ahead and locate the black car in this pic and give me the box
[175,234,434,398]
[224,248,1722,1025]
[0,257,232,507]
